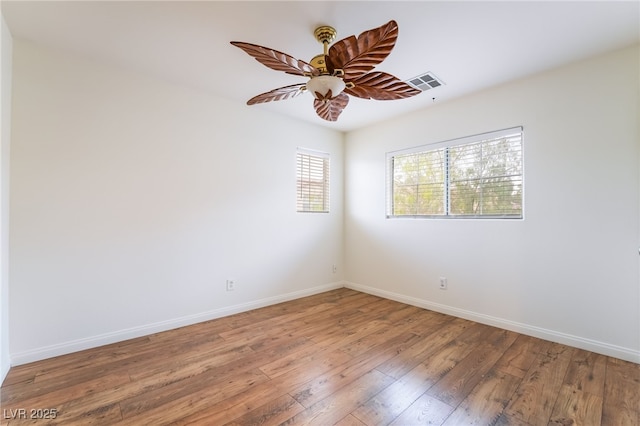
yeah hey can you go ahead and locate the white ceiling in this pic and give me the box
[2,1,639,132]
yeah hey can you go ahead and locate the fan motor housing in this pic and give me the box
[310,54,328,74]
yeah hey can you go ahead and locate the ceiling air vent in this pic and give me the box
[406,72,445,92]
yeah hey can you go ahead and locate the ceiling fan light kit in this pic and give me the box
[230,20,421,122]
[306,75,346,100]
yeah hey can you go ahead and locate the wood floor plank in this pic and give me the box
[217,298,350,345]
[503,342,574,425]
[1,335,152,390]
[222,393,304,426]
[334,414,367,426]
[602,357,640,425]
[493,334,550,379]
[1,288,636,426]
[339,321,418,358]
[339,308,455,360]
[425,341,509,407]
[280,369,395,425]
[173,357,337,425]
[441,370,521,425]
[406,311,457,338]
[380,304,425,325]
[15,324,224,393]
[352,360,451,425]
[389,392,454,426]
[259,346,353,380]
[548,385,603,425]
[302,300,416,351]
[290,332,422,408]
[41,401,123,425]
[308,318,388,351]
[126,338,257,383]
[119,369,270,424]
[563,348,607,396]
[375,318,470,380]
[0,371,130,415]
[46,343,260,424]
[493,412,532,426]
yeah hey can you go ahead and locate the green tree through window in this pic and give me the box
[392,149,445,215]
[388,128,522,218]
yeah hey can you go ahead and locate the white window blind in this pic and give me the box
[387,127,523,218]
[297,148,330,213]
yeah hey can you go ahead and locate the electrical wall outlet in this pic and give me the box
[332,264,338,274]
[439,277,447,290]
[226,279,236,291]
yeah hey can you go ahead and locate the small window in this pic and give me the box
[387,127,523,219]
[297,148,330,213]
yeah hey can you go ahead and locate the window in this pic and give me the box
[387,127,523,218]
[297,148,330,213]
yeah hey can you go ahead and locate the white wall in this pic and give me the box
[1,15,13,382]
[344,45,640,363]
[9,40,344,364]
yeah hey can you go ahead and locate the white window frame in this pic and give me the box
[296,148,330,213]
[386,127,524,219]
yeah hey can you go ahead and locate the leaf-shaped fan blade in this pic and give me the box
[247,84,306,105]
[327,20,398,80]
[230,41,318,76]
[313,93,349,122]
[346,71,421,100]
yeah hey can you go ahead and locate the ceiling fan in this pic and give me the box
[230,20,421,122]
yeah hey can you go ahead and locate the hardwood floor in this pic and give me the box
[1,288,638,425]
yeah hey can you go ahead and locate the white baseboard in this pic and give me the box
[1,357,9,385]
[10,281,345,366]
[345,281,640,364]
